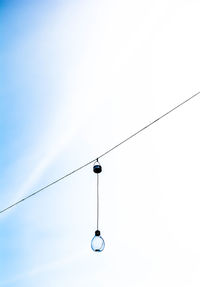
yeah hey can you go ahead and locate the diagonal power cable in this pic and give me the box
[1,91,200,214]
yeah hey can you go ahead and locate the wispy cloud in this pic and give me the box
[0,249,87,286]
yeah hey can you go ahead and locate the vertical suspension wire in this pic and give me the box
[97,173,99,230]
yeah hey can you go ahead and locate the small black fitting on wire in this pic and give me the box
[93,159,102,174]
[95,230,101,236]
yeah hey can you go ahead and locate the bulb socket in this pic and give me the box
[95,230,101,236]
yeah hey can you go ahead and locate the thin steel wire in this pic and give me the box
[1,91,200,214]
[97,173,99,230]
[98,91,200,159]
[0,160,95,214]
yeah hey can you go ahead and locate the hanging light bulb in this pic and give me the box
[91,159,105,252]
[91,230,105,252]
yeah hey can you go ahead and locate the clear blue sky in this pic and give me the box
[1,1,200,286]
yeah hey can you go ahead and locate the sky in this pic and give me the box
[1,0,200,286]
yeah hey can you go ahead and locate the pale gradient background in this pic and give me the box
[1,0,200,286]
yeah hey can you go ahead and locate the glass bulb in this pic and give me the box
[91,231,105,252]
